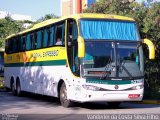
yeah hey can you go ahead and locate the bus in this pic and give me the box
[0,48,4,77]
[4,14,155,107]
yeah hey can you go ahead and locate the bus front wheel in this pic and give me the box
[60,83,73,107]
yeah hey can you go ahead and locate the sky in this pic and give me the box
[0,0,60,20]
[0,0,159,21]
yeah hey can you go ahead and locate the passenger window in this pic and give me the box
[48,26,55,47]
[5,40,9,54]
[26,34,31,50]
[30,32,37,50]
[11,37,18,53]
[41,30,44,48]
[43,28,48,47]
[20,36,26,52]
[15,36,20,52]
[37,30,42,49]
[55,22,65,46]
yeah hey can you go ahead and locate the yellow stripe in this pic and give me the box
[4,47,67,64]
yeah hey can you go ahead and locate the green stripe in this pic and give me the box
[86,79,131,85]
[4,60,66,67]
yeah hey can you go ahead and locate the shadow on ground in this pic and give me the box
[0,90,160,112]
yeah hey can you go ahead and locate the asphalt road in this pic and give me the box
[0,91,160,120]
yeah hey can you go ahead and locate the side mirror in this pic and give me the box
[78,36,85,58]
[143,38,155,59]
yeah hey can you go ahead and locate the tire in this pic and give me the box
[16,81,22,97]
[107,102,121,108]
[60,83,73,107]
[11,82,16,96]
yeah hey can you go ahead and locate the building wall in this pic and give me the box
[61,0,97,16]
[61,0,72,16]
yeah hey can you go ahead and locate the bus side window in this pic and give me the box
[41,30,44,48]
[26,34,31,50]
[20,36,26,52]
[30,34,34,49]
[30,32,37,50]
[37,30,42,49]
[55,22,65,46]
[12,38,16,53]
[5,40,9,54]
[8,39,12,54]
[35,32,37,49]
[67,20,78,45]
[16,36,20,52]
[43,28,48,48]
[48,26,54,47]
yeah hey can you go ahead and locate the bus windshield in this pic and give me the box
[82,41,144,79]
[80,19,139,41]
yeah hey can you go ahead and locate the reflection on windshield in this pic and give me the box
[82,41,144,79]
[83,42,114,68]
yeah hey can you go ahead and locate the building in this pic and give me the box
[61,0,96,16]
[0,11,32,21]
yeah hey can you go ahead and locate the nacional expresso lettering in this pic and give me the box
[31,50,59,58]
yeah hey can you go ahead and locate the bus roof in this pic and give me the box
[6,13,135,39]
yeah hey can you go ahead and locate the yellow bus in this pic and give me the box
[4,14,155,107]
[0,48,4,77]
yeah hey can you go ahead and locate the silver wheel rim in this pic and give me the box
[17,84,20,94]
[61,86,67,104]
[12,84,15,93]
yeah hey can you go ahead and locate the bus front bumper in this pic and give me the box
[78,89,143,102]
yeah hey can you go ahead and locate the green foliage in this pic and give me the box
[0,13,59,48]
[84,0,160,99]
[0,16,25,48]
[37,14,59,22]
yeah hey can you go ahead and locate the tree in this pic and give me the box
[37,14,58,22]
[0,16,25,48]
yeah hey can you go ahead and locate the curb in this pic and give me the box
[136,100,160,104]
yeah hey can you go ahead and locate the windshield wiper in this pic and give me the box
[100,58,112,79]
[121,61,134,80]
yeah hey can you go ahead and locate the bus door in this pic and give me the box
[67,19,79,76]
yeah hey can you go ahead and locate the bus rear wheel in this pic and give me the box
[16,81,22,96]
[11,82,16,96]
[60,83,73,107]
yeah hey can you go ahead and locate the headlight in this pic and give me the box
[82,85,100,91]
[131,85,144,90]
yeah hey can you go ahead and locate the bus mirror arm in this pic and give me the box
[78,36,85,58]
[143,38,155,59]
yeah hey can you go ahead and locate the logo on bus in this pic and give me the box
[114,85,119,90]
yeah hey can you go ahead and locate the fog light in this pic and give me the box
[82,85,100,91]
[131,85,143,90]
